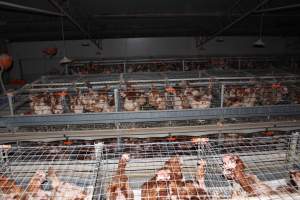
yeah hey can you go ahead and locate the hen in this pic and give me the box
[25,170,50,200]
[47,167,90,200]
[142,156,208,200]
[0,171,49,200]
[107,154,134,200]
[277,170,300,193]
[222,155,275,196]
[141,169,171,200]
[0,175,24,200]
[290,170,300,190]
[168,159,208,200]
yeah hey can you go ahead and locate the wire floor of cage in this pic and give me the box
[100,135,300,200]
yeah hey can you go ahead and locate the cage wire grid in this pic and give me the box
[99,135,300,200]
[0,135,299,200]
[0,144,103,200]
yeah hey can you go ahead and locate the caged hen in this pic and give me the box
[47,167,91,200]
[168,159,208,200]
[141,169,171,200]
[222,155,275,197]
[141,156,182,200]
[0,176,24,200]
[107,154,134,200]
[142,156,209,200]
[0,171,50,200]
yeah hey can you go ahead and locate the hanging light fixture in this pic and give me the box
[253,14,265,48]
[59,16,72,65]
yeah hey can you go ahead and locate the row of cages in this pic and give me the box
[4,78,300,116]
[65,55,299,75]
[0,134,299,200]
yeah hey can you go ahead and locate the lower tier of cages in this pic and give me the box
[0,134,299,199]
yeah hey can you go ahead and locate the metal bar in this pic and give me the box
[0,1,64,16]
[201,0,271,45]
[123,62,126,73]
[48,0,101,50]
[1,105,300,127]
[255,3,300,13]
[113,88,120,112]
[1,120,299,143]
[65,63,69,75]
[286,132,299,166]
[6,93,14,116]
[220,84,225,108]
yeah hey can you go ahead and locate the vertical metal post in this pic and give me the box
[287,132,299,167]
[238,58,241,71]
[93,142,104,200]
[197,142,201,160]
[220,84,225,108]
[218,132,224,153]
[7,92,14,116]
[182,60,185,71]
[114,88,120,112]
[94,142,104,161]
[123,62,126,73]
[113,88,122,151]
[65,64,69,75]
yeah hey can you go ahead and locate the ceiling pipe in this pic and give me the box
[0,1,63,16]
[48,0,101,50]
[201,0,271,46]
[255,3,300,13]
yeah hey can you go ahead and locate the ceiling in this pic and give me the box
[0,0,300,42]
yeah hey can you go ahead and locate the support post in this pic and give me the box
[123,62,126,73]
[93,142,104,200]
[287,132,299,167]
[220,84,225,108]
[7,92,14,116]
[218,132,225,151]
[114,88,120,112]
[65,64,69,75]
[114,88,122,151]
[182,60,185,71]
[94,142,104,161]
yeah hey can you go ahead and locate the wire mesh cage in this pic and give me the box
[98,134,300,200]
[65,56,285,75]
[119,80,218,111]
[0,144,103,200]
[223,82,297,107]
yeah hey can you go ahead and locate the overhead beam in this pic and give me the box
[255,3,300,13]
[201,0,271,46]
[48,0,101,50]
[0,1,63,16]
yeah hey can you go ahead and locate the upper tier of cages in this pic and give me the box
[65,55,298,75]
[0,55,299,128]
